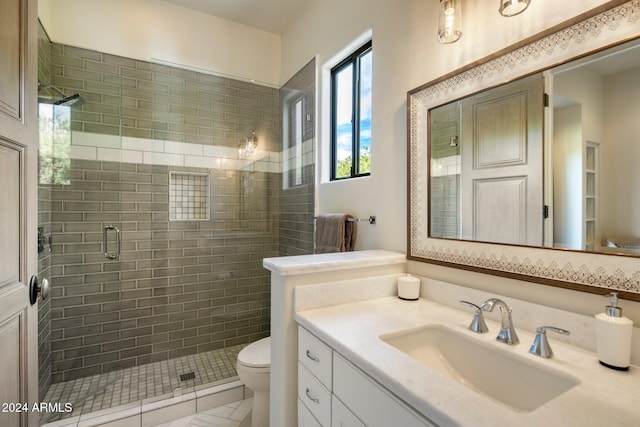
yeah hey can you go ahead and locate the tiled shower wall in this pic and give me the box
[430,102,460,239]
[47,161,276,383]
[279,59,316,256]
[38,39,288,384]
[49,45,280,150]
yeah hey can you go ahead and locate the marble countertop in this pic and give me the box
[295,297,640,427]
[263,250,406,276]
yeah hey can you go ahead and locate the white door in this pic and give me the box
[460,74,544,246]
[0,0,40,426]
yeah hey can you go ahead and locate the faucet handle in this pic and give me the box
[529,326,570,359]
[459,300,489,333]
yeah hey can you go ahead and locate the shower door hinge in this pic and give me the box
[103,225,121,260]
[38,226,52,253]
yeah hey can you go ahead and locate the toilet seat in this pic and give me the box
[237,337,271,369]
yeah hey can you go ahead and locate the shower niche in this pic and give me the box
[169,171,211,221]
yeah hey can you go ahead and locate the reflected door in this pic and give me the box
[0,0,39,426]
[460,74,544,246]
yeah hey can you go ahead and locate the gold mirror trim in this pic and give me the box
[408,0,640,301]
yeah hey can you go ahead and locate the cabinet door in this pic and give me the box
[298,398,322,427]
[333,353,436,427]
[332,396,365,427]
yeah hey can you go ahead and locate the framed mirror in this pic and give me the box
[408,0,640,301]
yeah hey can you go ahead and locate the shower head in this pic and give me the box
[54,93,85,107]
[38,81,85,108]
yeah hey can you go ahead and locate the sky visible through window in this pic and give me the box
[335,48,372,177]
[359,49,372,172]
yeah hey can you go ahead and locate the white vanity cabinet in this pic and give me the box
[298,327,435,427]
[298,327,335,426]
[332,353,435,427]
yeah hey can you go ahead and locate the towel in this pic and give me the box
[314,214,357,253]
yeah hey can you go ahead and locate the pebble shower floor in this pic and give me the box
[41,344,245,424]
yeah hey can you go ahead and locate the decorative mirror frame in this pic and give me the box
[408,0,640,302]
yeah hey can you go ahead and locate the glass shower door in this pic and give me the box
[37,34,125,423]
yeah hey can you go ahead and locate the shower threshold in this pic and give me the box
[41,343,248,426]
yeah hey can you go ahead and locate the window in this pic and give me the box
[39,103,71,185]
[331,41,372,180]
[282,93,307,189]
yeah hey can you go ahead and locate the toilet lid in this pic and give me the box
[237,337,271,368]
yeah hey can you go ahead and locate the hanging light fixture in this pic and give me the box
[437,0,533,44]
[499,0,530,17]
[238,131,258,158]
[437,0,462,44]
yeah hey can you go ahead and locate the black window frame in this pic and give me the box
[330,40,372,181]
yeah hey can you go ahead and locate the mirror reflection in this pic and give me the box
[428,38,640,256]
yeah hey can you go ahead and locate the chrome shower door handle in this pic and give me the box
[103,225,121,260]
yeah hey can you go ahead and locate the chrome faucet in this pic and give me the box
[481,298,519,345]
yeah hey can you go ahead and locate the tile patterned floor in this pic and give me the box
[156,398,253,427]
[41,344,246,425]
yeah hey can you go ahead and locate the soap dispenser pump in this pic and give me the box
[595,292,633,371]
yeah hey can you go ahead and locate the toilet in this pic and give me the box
[236,337,271,427]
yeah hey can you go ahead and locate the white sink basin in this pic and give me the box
[380,325,580,412]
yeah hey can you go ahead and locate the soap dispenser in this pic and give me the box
[595,292,633,371]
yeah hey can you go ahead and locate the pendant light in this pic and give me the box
[437,0,462,44]
[436,0,533,44]
[499,0,530,17]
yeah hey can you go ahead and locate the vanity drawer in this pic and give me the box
[298,363,331,427]
[298,327,332,388]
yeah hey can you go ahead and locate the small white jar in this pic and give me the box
[397,274,420,300]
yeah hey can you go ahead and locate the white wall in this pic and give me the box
[554,68,605,143]
[552,67,605,250]
[553,105,583,249]
[602,68,640,240]
[281,0,414,252]
[280,0,616,253]
[553,64,640,246]
[38,0,281,86]
[38,0,53,34]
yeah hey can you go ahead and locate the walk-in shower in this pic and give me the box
[36,20,315,425]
